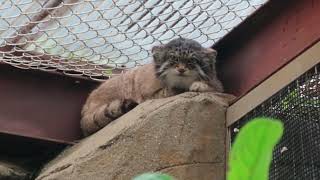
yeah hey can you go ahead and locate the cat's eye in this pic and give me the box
[168,54,175,60]
[191,56,199,62]
[169,56,179,63]
[186,62,195,68]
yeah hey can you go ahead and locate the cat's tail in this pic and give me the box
[80,104,111,137]
[80,99,138,137]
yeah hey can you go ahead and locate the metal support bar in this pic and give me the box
[226,41,320,126]
[214,0,320,98]
[1,50,123,81]
[0,0,64,52]
[0,64,99,143]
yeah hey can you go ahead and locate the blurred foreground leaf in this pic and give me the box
[133,173,174,180]
[227,118,284,180]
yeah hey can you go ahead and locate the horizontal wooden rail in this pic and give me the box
[226,41,320,126]
[214,0,320,98]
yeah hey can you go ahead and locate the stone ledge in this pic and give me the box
[0,161,31,180]
[36,92,234,180]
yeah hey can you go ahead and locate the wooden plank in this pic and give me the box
[227,41,320,126]
[0,64,99,143]
[214,0,320,97]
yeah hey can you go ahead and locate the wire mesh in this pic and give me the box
[0,0,268,80]
[230,63,320,180]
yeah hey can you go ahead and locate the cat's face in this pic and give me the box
[152,38,217,91]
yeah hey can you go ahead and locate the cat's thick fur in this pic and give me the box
[81,38,223,136]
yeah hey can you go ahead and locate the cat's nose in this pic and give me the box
[176,63,186,74]
[177,68,185,74]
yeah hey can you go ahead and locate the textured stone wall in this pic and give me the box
[0,160,31,180]
[36,92,234,180]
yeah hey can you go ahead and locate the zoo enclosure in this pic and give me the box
[0,0,269,145]
[0,0,319,179]
[0,0,267,80]
[223,0,320,179]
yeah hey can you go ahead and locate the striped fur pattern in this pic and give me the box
[81,38,223,136]
[152,38,223,93]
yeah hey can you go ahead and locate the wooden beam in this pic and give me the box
[0,0,64,52]
[214,0,320,98]
[1,49,124,81]
[0,64,99,143]
[226,40,320,126]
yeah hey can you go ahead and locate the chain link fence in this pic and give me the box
[0,0,268,80]
[231,63,320,180]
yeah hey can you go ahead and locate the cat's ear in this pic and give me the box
[152,45,166,64]
[203,48,218,60]
[152,45,165,54]
[202,48,218,72]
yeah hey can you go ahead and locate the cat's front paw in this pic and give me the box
[122,99,138,113]
[189,81,211,92]
[104,99,138,119]
[104,100,123,119]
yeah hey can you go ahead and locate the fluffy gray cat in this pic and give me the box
[81,38,223,136]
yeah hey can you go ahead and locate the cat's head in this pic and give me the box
[152,38,218,90]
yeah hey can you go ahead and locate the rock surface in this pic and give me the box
[0,161,31,180]
[36,92,234,180]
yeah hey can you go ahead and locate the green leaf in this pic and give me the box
[132,173,174,180]
[227,118,284,180]
[104,68,113,76]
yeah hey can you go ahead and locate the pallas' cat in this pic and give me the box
[81,38,223,136]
